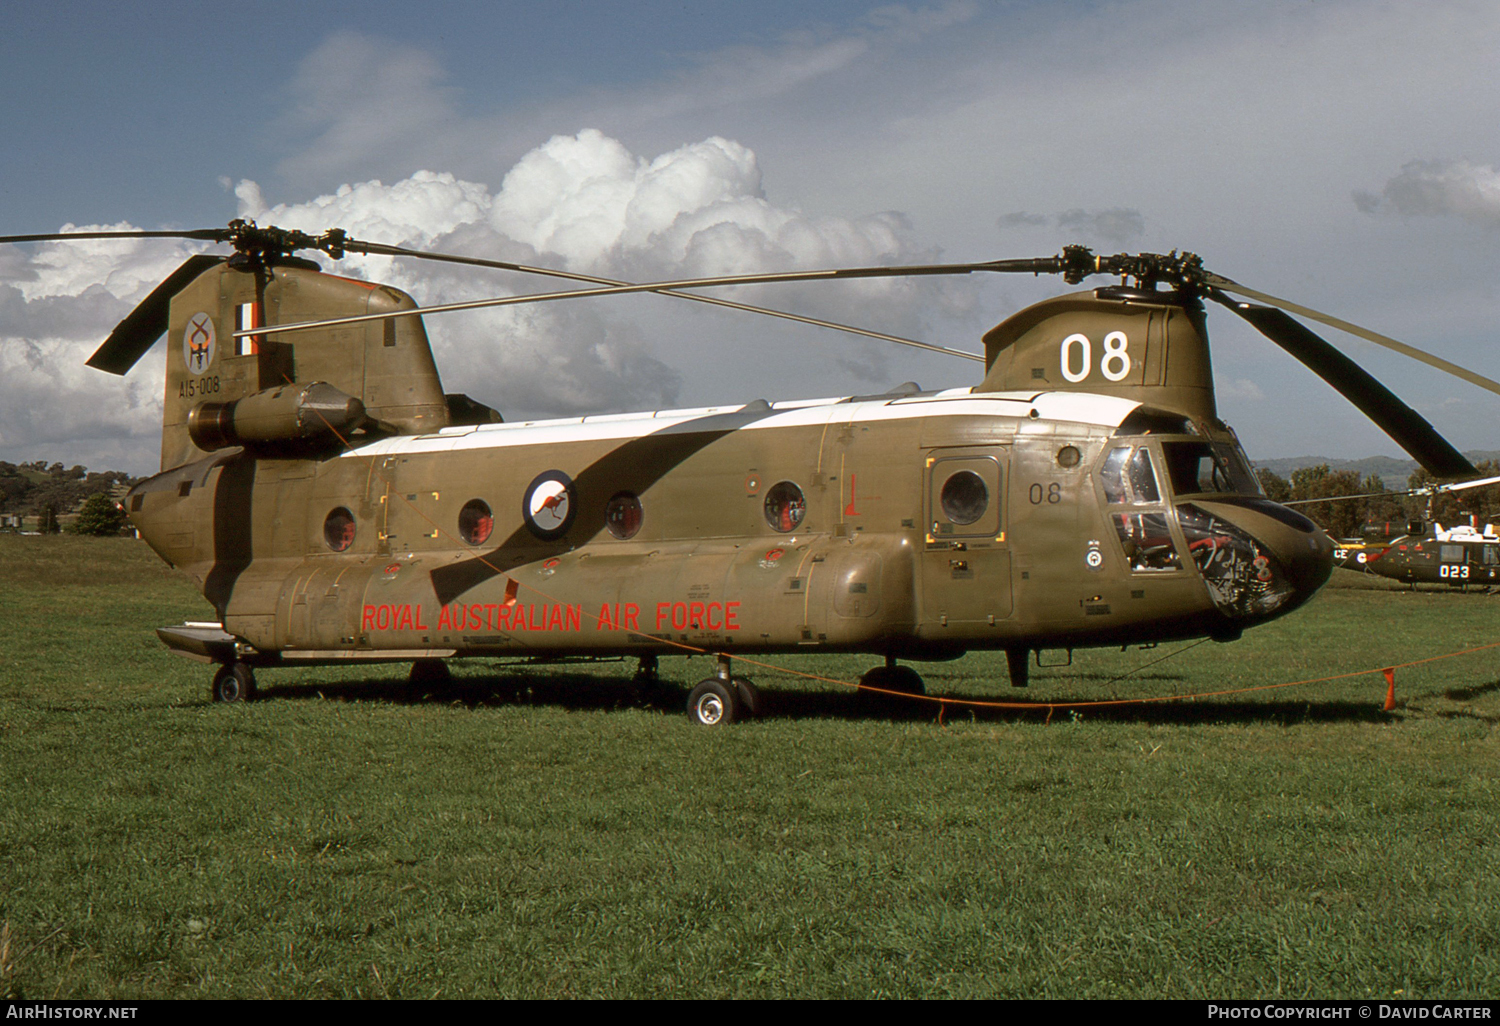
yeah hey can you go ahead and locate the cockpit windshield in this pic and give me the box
[1161,441,1260,496]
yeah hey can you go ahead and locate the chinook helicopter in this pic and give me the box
[7,221,1499,725]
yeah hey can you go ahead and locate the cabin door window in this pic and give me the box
[921,448,1012,624]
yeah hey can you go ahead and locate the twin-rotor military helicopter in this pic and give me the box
[8,219,1498,724]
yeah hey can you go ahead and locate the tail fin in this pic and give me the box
[92,257,451,471]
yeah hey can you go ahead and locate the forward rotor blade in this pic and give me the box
[85,255,226,375]
[1283,490,1399,507]
[1210,291,1477,478]
[346,240,984,361]
[1435,474,1500,493]
[1283,476,1500,507]
[1201,271,1500,398]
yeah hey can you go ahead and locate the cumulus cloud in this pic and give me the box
[1353,160,1500,228]
[2,131,948,473]
[238,130,941,413]
[0,226,216,471]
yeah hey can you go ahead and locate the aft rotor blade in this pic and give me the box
[0,228,230,245]
[85,255,226,375]
[347,240,984,361]
[235,258,1059,353]
[1201,271,1500,398]
[1211,291,1477,478]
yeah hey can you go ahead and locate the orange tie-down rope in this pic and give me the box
[624,631,1500,721]
[303,402,1500,719]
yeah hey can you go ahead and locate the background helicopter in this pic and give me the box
[1301,475,1500,587]
[5,221,1498,724]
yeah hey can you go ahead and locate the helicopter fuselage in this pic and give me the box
[129,386,1333,670]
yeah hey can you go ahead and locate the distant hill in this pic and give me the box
[1253,452,1500,490]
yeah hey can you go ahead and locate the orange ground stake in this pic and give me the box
[1383,667,1397,711]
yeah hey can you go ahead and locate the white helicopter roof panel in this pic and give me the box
[346,389,1142,460]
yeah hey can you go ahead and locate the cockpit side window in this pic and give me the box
[1100,447,1130,503]
[1100,444,1180,572]
[1100,446,1161,505]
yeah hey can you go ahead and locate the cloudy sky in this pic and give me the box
[2,0,1498,475]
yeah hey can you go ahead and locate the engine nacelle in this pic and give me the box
[188,382,366,451]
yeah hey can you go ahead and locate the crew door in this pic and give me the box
[920,448,1012,625]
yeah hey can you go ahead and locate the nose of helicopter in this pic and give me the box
[1177,498,1334,622]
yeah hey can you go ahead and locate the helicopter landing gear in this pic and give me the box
[859,655,925,701]
[630,654,664,706]
[733,676,762,718]
[859,657,925,717]
[1006,648,1030,688]
[211,661,256,704]
[409,659,452,687]
[686,655,760,726]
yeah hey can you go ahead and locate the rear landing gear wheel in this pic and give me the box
[630,655,664,706]
[687,678,740,727]
[211,662,256,704]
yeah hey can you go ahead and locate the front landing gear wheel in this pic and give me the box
[858,665,925,696]
[409,659,452,687]
[687,678,740,727]
[211,662,256,704]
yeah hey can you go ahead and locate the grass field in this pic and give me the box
[3,534,1500,999]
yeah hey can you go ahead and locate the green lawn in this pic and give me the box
[3,535,1499,998]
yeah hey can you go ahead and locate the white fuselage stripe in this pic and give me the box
[343,389,1141,459]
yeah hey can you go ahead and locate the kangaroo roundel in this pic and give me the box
[523,470,577,540]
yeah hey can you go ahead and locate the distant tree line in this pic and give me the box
[0,461,135,515]
[1256,460,1500,539]
[0,460,137,535]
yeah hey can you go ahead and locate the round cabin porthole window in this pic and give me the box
[1057,445,1082,468]
[940,470,988,525]
[764,481,806,533]
[324,507,356,552]
[605,492,643,540]
[459,499,494,545]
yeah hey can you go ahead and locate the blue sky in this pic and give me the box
[3,0,1499,475]
[1,0,902,228]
